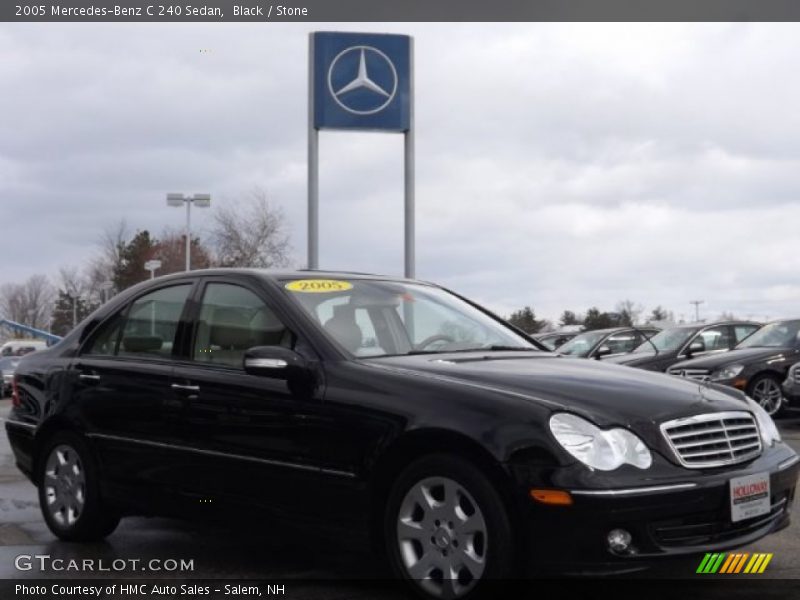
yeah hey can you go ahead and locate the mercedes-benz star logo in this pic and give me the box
[327,45,398,115]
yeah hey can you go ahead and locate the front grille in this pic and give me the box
[794,366,800,384]
[660,411,761,468]
[668,367,711,381]
[652,496,787,548]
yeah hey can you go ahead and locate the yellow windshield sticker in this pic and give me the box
[285,279,353,293]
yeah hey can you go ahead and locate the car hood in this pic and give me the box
[670,346,794,371]
[367,352,747,428]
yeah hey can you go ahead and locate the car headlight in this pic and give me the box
[746,396,781,446]
[549,412,652,471]
[711,364,744,381]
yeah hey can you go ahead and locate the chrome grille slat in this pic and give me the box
[668,368,711,381]
[660,411,762,468]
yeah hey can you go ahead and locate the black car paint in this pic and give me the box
[605,321,761,373]
[4,270,798,571]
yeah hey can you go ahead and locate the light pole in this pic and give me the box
[100,281,113,304]
[144,259,162,280]
[166,193,211,271]
[67,294,79,329]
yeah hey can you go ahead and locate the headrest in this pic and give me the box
[324,304,362,353]
[210,307,251,349]
[122,336,163,353]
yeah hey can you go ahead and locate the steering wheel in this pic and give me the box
[415,334,455,351]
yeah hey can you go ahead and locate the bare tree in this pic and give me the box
[22,275,55,330]
[58,265,88,305]
[616,299,644,326]
[210,188,291,268]
[0,275,55,331]
[0,283,25,324]
[86,219,129,300]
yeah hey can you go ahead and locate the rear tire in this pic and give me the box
[384,454,514,599]
[37,432,120,541]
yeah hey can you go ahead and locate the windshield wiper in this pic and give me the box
[403,345,534,356]
[484,345,536,351]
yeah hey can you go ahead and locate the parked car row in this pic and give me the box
[667,319,800,416]
[538,317,799,417]
[0,356,21,397]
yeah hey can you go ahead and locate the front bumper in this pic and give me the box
[516,444,799,574]
[781,376,799,407]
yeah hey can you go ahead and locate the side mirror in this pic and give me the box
[243,346,307,379]
[595,345,612,359]
[687,340,705,356]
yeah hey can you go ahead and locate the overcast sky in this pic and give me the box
[2,22,800,324]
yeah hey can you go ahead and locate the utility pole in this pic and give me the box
[690,300,704,323]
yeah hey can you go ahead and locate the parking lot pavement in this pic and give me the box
[0,398,798,590]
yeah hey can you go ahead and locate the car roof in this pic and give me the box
[149,268,420,285]
[575,326,657,335]
[668,320,761,330]
[145,267,424,289]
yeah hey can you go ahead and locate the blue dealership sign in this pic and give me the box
[312,32,411,132]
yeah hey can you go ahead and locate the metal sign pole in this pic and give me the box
[308,34,319,270]
[404,37,415,280]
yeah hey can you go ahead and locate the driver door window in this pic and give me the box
[698,326,731,352]
[604,332,638,355]
[193,283,293,368]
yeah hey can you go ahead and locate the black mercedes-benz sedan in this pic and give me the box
[668,319,800,417]
[5,270,798,598]
[555,326,660,360]
[605,321,761,373]
[533,330,578,351]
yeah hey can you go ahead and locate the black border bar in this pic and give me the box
[5,1,800,23]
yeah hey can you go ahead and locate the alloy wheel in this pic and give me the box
[43,444,86,528]
[752,377,783,416]
[396,476,487,598]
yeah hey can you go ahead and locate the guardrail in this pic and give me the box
[0,319,62,344]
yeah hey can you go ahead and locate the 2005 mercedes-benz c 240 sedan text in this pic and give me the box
[4,270,799,598]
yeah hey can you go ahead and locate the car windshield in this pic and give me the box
[557,330,608,357]
[632,327,696,354]
[282,278,538,357]
[537,335,559,350]
[736,320,800,349]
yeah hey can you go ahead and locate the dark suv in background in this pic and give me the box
[556,326,659,360]
[605,321,761,372]
[669,319,800,416]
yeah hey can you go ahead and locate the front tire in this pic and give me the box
[384,454,514,599]
[747,374,785,417]
[37,432,120,541]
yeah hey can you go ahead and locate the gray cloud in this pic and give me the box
[2,23,800,325]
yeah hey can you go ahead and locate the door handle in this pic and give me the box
[79,374,101,381]
[171,383,200,392]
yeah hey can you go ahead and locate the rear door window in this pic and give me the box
[118,285,192,358]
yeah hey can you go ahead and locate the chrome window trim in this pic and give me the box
[570,483,698,496]
[86,432,356,479]
[2,418,36,430]
[660,411,762,469]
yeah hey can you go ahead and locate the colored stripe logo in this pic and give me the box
[696,553,773,574]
